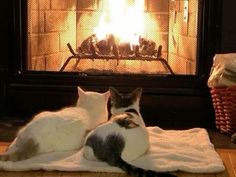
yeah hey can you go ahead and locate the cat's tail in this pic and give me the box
[0,152,20,162]
[0,138,39,162]
[0,149,37,162]
[115,157,177,177]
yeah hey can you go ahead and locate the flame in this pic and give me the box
[94,0,145,45]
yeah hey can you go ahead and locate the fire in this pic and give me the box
[94,0,145,45]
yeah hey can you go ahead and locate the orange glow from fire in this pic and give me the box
[94,0,145,45]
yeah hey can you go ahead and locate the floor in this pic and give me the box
[208,129,236,149]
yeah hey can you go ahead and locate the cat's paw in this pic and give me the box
[83,146,98,161]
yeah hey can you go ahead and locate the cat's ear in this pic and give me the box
[109,87,120,101]
[131,87,142,100]
[103,90,110,100]
[77,86,86,97]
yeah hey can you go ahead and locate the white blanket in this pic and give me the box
[0,127,225,173]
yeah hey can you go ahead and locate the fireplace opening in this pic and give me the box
[27,0,199,75]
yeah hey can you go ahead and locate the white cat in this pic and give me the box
[0,87,110,161]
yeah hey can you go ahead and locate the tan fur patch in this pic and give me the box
[0,138,39,162]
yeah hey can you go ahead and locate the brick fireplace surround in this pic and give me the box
[28,0,198,75]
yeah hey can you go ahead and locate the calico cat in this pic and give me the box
[0,87,110,161]
[83,87,177,177]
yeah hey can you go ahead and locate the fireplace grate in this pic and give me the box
[60,43,174,75]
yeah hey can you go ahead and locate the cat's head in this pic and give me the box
[76,87,110,128]
[109,87,142,115]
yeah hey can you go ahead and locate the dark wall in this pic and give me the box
[220,0,236,52]
[0,1,9,67]
[0,1,10,118]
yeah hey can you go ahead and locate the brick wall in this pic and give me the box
[168,0,198,74]
[28,0,77,71]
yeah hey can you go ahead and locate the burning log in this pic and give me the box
[77,34,161,58]
[96,34,118,56]
[102,34,119,57]
[118,42,133,56]
[77,34,98,54]
[139,37,156,56]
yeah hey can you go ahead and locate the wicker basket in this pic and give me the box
[210,86,236,134]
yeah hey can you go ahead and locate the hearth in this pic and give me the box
[3,0,221,128]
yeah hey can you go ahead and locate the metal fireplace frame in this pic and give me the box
[2,0,222,128]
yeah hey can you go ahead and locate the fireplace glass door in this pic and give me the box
[27,0,199,75]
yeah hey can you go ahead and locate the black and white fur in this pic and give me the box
[83,87,177,177]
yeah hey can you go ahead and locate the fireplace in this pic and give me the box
[27,0,199,75]
[2,0,222,128]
